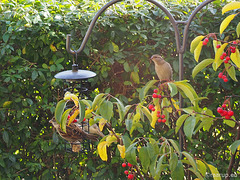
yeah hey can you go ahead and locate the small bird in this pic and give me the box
[81,123,105,138]
[150,54,173,82]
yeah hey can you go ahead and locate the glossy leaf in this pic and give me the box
[54,99,67,124]
[92,93,106,110]
[229,140,240,154]
[190,35,204,53]
[192,59,214,78]
[213,40,221,54]
[222,2,240,14]
[194,41,203,62]
[98,141,108,161]
[225,63,238,82]
[167,82,178,97]
[183,116,196,140]
[220,14,236,34]
[175,114,188,134]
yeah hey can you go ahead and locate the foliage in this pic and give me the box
[0,0,239,179]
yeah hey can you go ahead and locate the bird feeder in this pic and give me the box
[54,53,96,153]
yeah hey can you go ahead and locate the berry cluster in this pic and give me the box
[152,89,162,99]
[122,163,134,179]
[217,104,234,120]
[202,38,209,46]
[218,72,228,82]
[157,112,166,123]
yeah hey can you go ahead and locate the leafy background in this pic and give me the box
[0,0,239,179]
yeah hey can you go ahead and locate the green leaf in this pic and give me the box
[182,151,197,171]
[169,152,178,171]
[130,71,140,84]
[139,80,158,101]
[196,160,207,177]
[125,143,137,165]
[194,41,203,62]
[183,116,196,140]
[225,63,238,81]
[222,2,240,14]
[81,99,92,109]
[3,131,9,145]
[122,134,131,149]
[139,146,150,172]
[230,48,240,69]
[61,108,72,133]
[99,101,113,121]
[123,62,131,72]
[78,100,86,123]
[92,93,106,110]
[220,14,236,34]
[237,22,240,38]
[54,99,67,124]
[229,140,240,154]
[171,160,184,180]
[32,70,38,80]
[192,59,214,78]
[154,154,166,180]
[138,104,152,123]
[214,43,228,71]
[3,33,10,43]
[223,119,236,128]
[190,35,204,53]
[114,97,125,123]
[207,164,221,180]
[111,42,119,52]
[188,167,204,180]
[175,114,188,134]
[168,139,180,154]
[167,82,178,97]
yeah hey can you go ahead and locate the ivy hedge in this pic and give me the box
[0,0,239,179]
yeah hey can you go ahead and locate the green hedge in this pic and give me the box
[1,0,239,179]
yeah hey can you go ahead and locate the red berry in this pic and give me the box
[222,110,228,116]
[220,55,224,60]
[226,56,230,61]
[222,52,227,57]
[228,111,234,116]
[222,104,227,108]
[222,75,227,79]
[162,119,166,123]
[122,163,126,168]
[153,89,158,93]
[223,78,228,82]
[124,170,129,175]
[161,114,166,119]
[231,49,236,53]
[157,114,161,118]
[152,93,158,98]
[148,104,154,110]
[204,38,209,43]
[216,44,221,48]
[73,119,78,123]
[202,41,207,45]
[224,60,229,64]
[128,163,132,167]
[225,115,231,120]
[158,94,162,98]
[83,118,86,121]
[217,107,223,114]
[151,108,155,111]
[218,72,223,78]
[158,119,162,123]
[233,41,237,44]
[157,111,161,114]
[128,174,134,179]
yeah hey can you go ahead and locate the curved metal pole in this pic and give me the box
[66,0,181,55]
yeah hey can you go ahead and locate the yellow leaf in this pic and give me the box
[50,44,57,52]
[64,92,79,107]
[230,48,240,69]
[220,14,236,35]
[151,103,160,128]
[85,108,93,116]
[237,22,240,38]
[225,63,238,82]
[194,41,203,62]
[106,135,118,145]
[22,47,26,54]
[99,118,108,131]
[222,2,240,14]
[3,101,12,108]
[117,144,126,158]
[213,43,228,70]
[133,112,141,122]
[207,164,221,180]
[190,35,204,53]
[68,109,79,125]
[212,40,221,54]
[97,141,108,161]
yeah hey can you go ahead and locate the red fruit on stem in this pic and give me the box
[231,49,236,53]
[202,41,207,45]
[224,60,229,64]
[157,111,161,114]
[204,38,209,43]
[124,170,129,175]
[222,75,227,79]
[220,55,224,60]
[122,163,126,168]
[152,93,158,98]
[228,111,234,116]
[222,104,227,108]
[148,104,154,110]
[83,118,86,121]
[161,114,166,119]
[223,78,228,82]
[222,110,228,116]
[128,163,132,167]
[158,94,162,98]
[222,52,227,57]
[226,56,230,61]
[68,115,70,119]
[218,72,223,78]
[73,119,78,123]
[217,107,223,114]
[128,174,134,179]
[216,44,221,48]
[233,41,237,44]
[153,89,158,93]
[162,119,166,123]
[158,119,162,123]
[157,114,161,118]
[151,108,155,111]
[225,115,231,120]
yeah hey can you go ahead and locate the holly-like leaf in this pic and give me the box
[55,99,67,124]
[183,116,196,140]
[192,59,214,78]
[190,35,204,53]
[194,41,203,62]
[220,14,236,35]
[222,2,240,14]
[225,63,238,82]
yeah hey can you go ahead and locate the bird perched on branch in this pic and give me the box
[150,54,173,82]
[81,123,105,138]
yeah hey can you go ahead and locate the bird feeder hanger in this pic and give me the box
[65,0,216,152]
